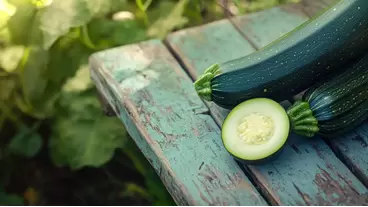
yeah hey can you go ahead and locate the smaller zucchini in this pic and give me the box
[222,98,290,164]
[287,53,368,138]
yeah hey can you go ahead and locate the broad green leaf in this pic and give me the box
[0,190,24,205]
[20,46,49,108]
[38,0,118,49]
[147,0,189,39]
[38,0,91,49]
[49,90,127,170]
[8,125,42,158]
[15,38,93,119]
[4,45,59,119]
[145,1,176,25]
[84,0,114,18]
[62,64,93,93]
[7,2,43,46]
[46,34,91,86]
[0,75,16,101]
[87,18,147,49]
[0,45,24,72]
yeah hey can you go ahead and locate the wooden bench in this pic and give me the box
[89,0,368,205]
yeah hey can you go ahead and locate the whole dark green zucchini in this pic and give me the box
[194,0,368,109]
[287,53,368,138]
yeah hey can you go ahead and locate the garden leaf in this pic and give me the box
[15,46,52,118]
[46,34,91,86]
[49,90,127,170]
[147,0,189,39]
[38,0,94,49]
[0,45,24,72]
[8,125,42,158]
[0,76,16,101]
[62,65,93,93]
[87,18,147,49]
[21,47,49,101]
[38,0,122,49]
[0,189,24,205]
[7,2,42,46]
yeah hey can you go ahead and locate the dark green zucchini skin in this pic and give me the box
[287,53,368,138]
[194,0,368,109]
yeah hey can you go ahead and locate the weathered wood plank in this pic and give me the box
[292,0,340,17]
[166,19,255,80]
[326,122,368,187]
[246,119,368,205]
[231,6,309,49]
[89,40,268,206]
[165,4,368,205]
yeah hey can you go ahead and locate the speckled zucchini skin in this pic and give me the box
[196,0,368,109]
[287,53,368,138]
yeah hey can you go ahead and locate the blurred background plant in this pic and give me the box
[0,0,298,205]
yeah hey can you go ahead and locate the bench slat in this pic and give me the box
[89,40,268,206]
[166,4,368,205]
[291,0,340,17]
[230,6,309,49]
[326,123,368,187]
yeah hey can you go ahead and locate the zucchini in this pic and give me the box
[222,98,290,164]
[194,0,368,109]
[287,53,368,138]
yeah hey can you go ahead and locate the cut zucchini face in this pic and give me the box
[221,98,290,163]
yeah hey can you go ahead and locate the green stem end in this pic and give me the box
[286,100,320,138]
[193,64,221,101]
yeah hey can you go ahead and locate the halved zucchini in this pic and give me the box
[221,98,290,164]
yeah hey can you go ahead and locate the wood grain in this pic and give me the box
[325,122,368,188]
[292,0,340,17]
[230,6,309,49]
[89,40,268,206]
[165,3,368,205]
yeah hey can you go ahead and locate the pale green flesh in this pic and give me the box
[222,98,290,160]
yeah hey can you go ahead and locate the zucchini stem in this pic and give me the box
[286,100,319,137]
[194,64,221,101]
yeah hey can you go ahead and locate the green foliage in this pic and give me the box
[49,77,127,170]
[8,124,42,158]
[0,188,24,205]
[0,0,195,170]
[147,0,189,39]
